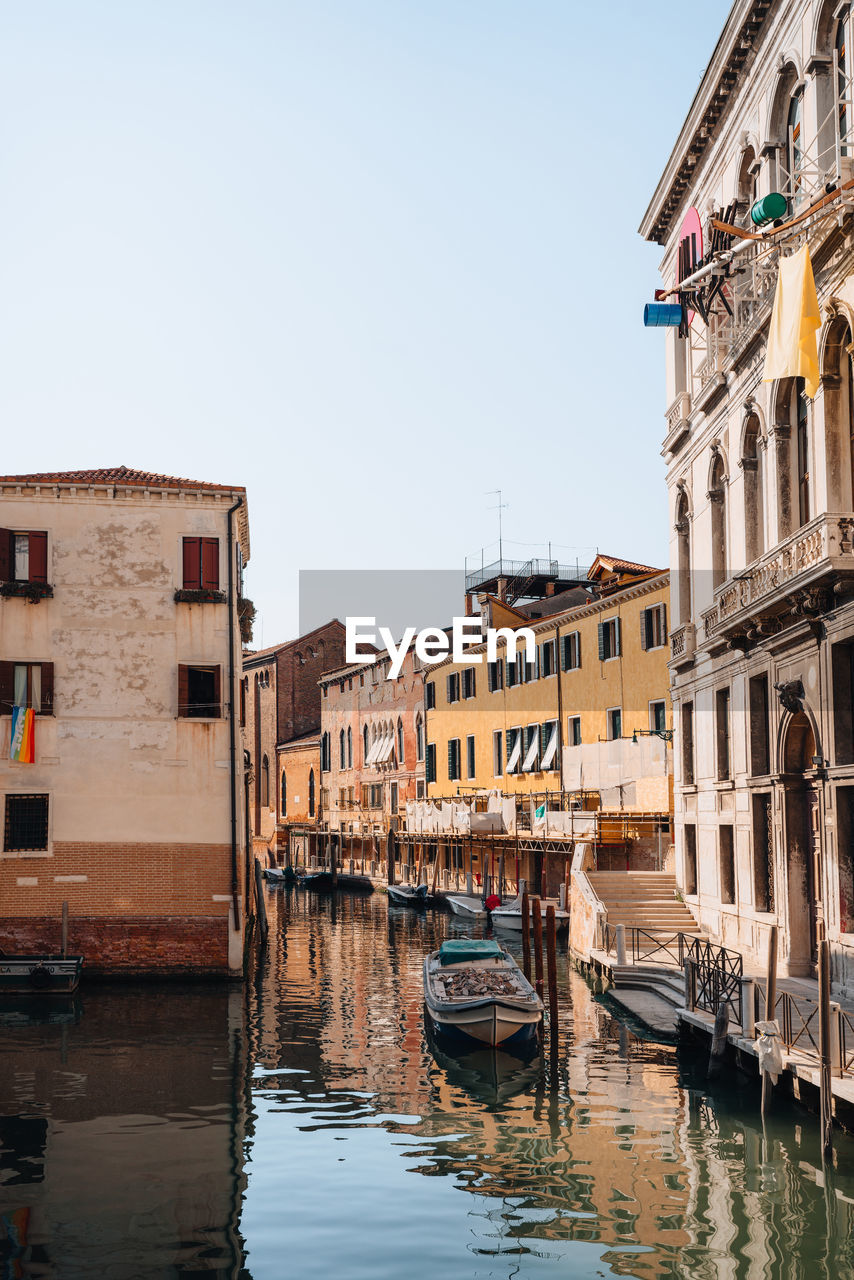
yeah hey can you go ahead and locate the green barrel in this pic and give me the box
[750,193,788,227]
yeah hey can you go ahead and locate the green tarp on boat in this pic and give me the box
[438,939,502,965]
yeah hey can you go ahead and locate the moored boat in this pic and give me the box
[491,895,569,932]
[423,938,543,1049]
[0,953,83,996]
[387,883,430,908]
[298,871,374,893]
[445,894,489,921]
[263,865,299,885]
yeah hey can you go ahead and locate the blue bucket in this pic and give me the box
[644,302,682,328]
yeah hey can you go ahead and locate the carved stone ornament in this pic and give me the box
[774,678,804,714]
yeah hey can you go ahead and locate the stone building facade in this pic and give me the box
[0,466,250,976]
[241,621,346,859]
[641,0,854,988]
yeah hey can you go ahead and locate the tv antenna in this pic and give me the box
[486,490,508,569]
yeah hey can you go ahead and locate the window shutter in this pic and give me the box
[201,538,219,590]
[469,670,476,698]
[660,603,668,644]
[487,662,494,692]
[212,666,221,718]
[598,622,606,661]
[575,633,581,668]
[540,722,548,755]
[640,608,649,651]
[28,531,48,584]
[40,662,54,715]
[0,530,12,582]
[446,675,452,702]
[0,660,14,713]
[183,538,201,590]
[615,617,622,656]
[178,664,189,717]
[426,744,435,783]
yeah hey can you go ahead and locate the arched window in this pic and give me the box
[347,726,353,768]
[308,769,315,817]
[742,414,764,563]
[397,717,404,765]
[416,713,424,762]
[787,90,805,196]
[321,732,330,772]
[281,770,287,817]
[838,9,852,155]
[709,453,728,589]
[795,380,811,526]
[363,724,369,763]
[675,489,692,625]
[821,316,854,507]
[737,147,758,223]
[339,728,345,769]
[261,754,269,808]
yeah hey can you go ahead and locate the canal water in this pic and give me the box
[3,891,854,1279]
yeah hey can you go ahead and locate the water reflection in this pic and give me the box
[2,890,854,1278]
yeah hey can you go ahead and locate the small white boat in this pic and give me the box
[491,895,569,933]
[423,939,543,1049]
[445,894,489,921]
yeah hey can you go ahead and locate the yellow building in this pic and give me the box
[425,562,672,852]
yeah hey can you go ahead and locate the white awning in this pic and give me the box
[522,731,540,772]
[506,733,522,773]
[377,733,395,763]
[365,736,382,765]
[541,723,558,770]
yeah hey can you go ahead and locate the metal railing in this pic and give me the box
[600,926,743,1024]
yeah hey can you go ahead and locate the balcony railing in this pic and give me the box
[669,623,695,663]
[703,514,854,640]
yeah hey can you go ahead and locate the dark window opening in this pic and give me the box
[178,664,221,718]
[839,786,854,932]
[684,823,698,896]
[4,794,49,851]
[682,701,695,785]
[752,793,775,913]
[833,640,854,765]
[720,824,736,904]
[749,674,770,775]
[716,688,731,781]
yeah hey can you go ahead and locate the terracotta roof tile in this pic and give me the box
[0,465,245,493]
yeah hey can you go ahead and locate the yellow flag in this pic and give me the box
[763,243,821,398]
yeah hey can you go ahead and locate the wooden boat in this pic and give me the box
[298,871,374,894]
[423,938,543,1049]
[0,953,83,995]
[387,883,430,908]
[445,894,489,921]
[491,895,569,933]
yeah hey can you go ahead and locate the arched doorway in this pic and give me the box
[782,710,822,973]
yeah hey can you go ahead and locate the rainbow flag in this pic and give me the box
[10,706,35,763]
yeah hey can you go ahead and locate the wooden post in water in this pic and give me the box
[330,833,338,888]
[708,999,729,1078]
[819,937,834,1160]
[546,905,559,1059]
[254,859,268,940]
[521,889,531,981]
[761,924,778,1114]
[431,837,441,894]
[415,840,424,886]
[61,901,68,959]
[498,851,505,899]
[387,828,396,886]
[532,897,544,998]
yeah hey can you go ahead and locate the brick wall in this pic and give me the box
[1,916,230,976]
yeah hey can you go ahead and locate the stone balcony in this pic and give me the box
[662,392,691,458]
[669,623,696,668]
[702,514,854,645]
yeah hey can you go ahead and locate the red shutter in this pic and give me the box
[0,530,12,582]
[0,661,14,713]
[212,666,222,718]
[40,663,54,715]
[28,531,48,584]
[178,664,189,717]
[182,538,201,590]
[201,538,219,590]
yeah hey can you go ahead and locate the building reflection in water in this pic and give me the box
[0,986,249,1279]
[3,891,854,1279]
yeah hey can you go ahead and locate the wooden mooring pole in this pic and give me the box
[546,905,559,1060]
[532,897,544,1001]
[521,888,531,981]
[254,859,268,941]
[819,937,834,1161]
[762,924,778,1115]
[708,999,729,1079]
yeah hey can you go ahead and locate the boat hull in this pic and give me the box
[423,945,543,1050]
[0,955,83,995]
[427,1002,540,1049]
[491,907,569,932]
[387,885,429,908]
[445,895,488,920]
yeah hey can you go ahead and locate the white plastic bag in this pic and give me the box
[755,1018,783,1084]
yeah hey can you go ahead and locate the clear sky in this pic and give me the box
[0,1,730,643]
